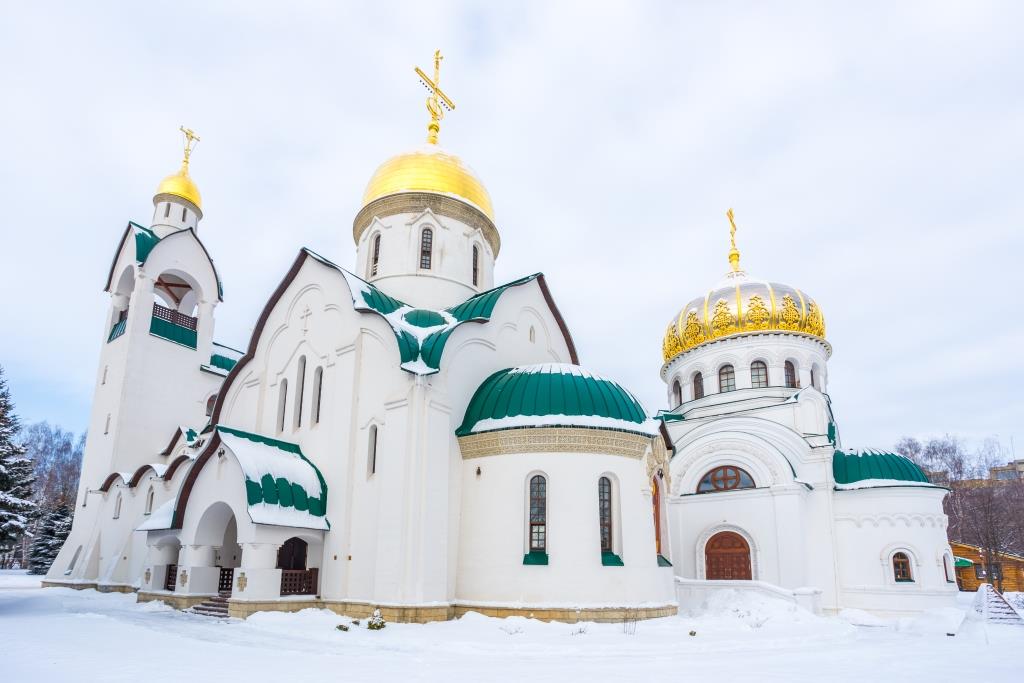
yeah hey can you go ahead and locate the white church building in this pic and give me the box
[45,56,957,621]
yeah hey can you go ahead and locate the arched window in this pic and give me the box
[693,372,705,399]
[294,356,306,429]
[893,552,913,582]
[277,379,288,433]
[113,493,122,519]
[420,228,433,269]
[750,361,768,389]
[205,394,217,417]
[598,476,613,553]
[164,203,171,218]
[104,413,111,435]
[718,365,736,392]
[529,326,536,343]
[529,475,546,553]
[181,207,187,222]
[311,367,323,424]
[696,466,755,494]
[472,244,480,286]
[672,380,682,407]
[367,425,378,476]
[370,233,381,277]
[145,488,154,515]
[652,477,663,555]
[784,361,798,388]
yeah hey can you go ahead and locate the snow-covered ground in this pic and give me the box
[1,571,1020,682]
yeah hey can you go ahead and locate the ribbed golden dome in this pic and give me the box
[155,164,202,210]
[361,144,493,221]
[662,270,827,364]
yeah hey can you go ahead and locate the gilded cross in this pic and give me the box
[726,208,741,272]
[179,126,201,170]
[415,50,456,144]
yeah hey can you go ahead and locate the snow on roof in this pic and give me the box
[218,426,329,531]
[136,499,174,531]
[834,479,938,490]
[305,248,539,376]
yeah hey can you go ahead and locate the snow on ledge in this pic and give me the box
[834,479,938,490]
[470,413,660,437]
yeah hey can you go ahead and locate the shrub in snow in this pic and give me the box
[689,630,697,637]
[367,609,386,630]
[336,624,349,632]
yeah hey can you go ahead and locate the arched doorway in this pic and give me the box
[705,531,752,580]
[277,537,317,596]
[277,537,307,570]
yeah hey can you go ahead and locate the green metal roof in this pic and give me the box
[217,425,329,526]
[832,448,931,485]
[954,556,973,568]
[129,222,161,263]
[457,364,657,437]
[304,249,541,376]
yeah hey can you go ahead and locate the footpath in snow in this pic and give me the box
[0,571,1021,682]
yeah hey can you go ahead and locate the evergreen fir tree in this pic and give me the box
[28,505,71,574]
[0,366,36,545]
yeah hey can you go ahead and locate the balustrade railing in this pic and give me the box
[152,303,197,330]
[280,568,318,596]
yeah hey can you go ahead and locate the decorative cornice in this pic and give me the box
[353,192,501,256]
[458,427,651,459]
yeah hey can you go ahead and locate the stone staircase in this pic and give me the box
[190,591,231,618]
[975,584,1024,625]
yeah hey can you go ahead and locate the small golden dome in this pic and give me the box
[662,270,828,364]
[155,164,202,210]
[361,144,493,221]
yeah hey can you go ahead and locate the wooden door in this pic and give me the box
[277,537,308,570]
[705,531,751,580]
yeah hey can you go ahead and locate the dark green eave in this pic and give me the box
[657,554,672,567]
[129,221,161,263]
[832,448,930,485]
[209,353,238,371]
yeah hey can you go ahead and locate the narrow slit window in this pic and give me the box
[277,379,288,433]
[113,494,122,519]
[472,244,480,286]
[672,380,682,407]
[420,228,433,269]
[367,425,378,476]
[598,476,613,553]
[164,203,170,218]
[294,356,306,429]
[312,367,323,424]
[529,475,546,552]
[182,207,187,221]
[370,234,381,277]
[145,488,154,515]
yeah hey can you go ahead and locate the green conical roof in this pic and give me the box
[457,363,658,437]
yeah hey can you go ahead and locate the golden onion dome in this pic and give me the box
[662,210,827,365]
[361,143,494,222]
[155,164,202,210]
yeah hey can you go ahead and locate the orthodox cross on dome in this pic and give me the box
[179,126,200,171]
[726,208,742,272]
[415,49,456,144]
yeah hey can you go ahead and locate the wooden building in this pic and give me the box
[950,542,1024,592]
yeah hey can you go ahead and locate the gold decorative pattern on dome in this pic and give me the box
[155,126,202,209]
[660,210,828,364]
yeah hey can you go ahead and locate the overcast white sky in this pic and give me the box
[0,2,1021,454]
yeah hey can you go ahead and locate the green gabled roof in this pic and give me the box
[129,221,161,262]
[309,247,542,375]
[209,354,238,371]
[832,448,931,486]
[457,364,658,437]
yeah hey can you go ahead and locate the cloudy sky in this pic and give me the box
[1,2,1021,454]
